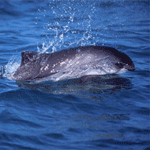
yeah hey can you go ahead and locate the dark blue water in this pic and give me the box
[0,0,150,149]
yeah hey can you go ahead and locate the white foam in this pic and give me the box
[4,55,21,80]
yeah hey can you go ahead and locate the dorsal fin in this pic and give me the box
[21,51,37,66]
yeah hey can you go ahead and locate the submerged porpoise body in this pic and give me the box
[12,46,135,81]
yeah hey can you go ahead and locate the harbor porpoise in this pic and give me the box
[12,46,135,81]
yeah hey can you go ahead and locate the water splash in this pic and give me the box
[35,0,97,53]
[3,55,21,80]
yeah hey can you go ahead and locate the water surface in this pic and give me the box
[0,0,150,149]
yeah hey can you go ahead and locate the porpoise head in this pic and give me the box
[113,50,135,73]
[99,47,135,73]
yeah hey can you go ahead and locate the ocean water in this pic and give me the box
[0,0,150,149]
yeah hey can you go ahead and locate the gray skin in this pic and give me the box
[12,46,135,81]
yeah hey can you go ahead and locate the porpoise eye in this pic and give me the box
[115,62,125,68]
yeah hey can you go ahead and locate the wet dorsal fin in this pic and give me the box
[21,51,37,66]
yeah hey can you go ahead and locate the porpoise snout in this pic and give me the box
[124,63,135,71]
